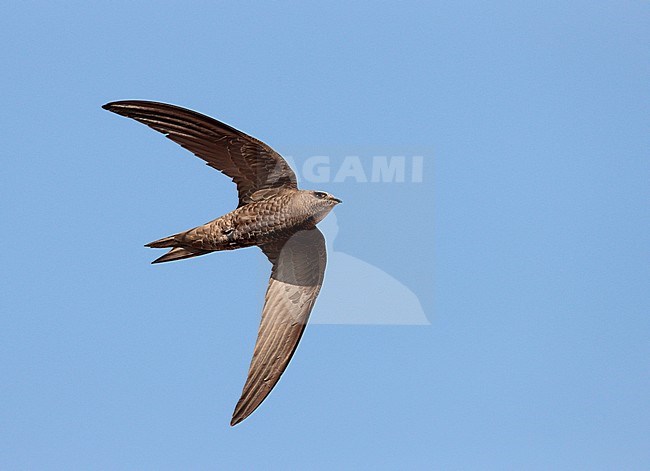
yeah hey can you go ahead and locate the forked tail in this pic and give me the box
[145,234,210,264]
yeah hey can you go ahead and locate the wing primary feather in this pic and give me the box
[230,229,326,426]
[102,100,297,205]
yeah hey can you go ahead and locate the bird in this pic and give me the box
[102,100,341,426]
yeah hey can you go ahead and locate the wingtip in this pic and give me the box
[102,100,136,112]
[230,404,249,427]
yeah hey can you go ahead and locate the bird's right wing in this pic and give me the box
[231,228,327,426]
[102,100,297,206]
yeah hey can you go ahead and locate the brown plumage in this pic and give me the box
[102,100,341,426]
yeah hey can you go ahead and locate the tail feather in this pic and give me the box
[151,246,210,264]
[146,232,210,264]
[145,235,179,248]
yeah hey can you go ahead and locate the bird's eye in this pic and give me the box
[314,192,327,199]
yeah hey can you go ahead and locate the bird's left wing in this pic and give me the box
[102,100,297,206]
[231,228,327,426]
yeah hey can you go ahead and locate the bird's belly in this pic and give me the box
[193,208,308,250]
[229,217,306,246]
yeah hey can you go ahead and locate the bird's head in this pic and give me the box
[311,190,342,205]
[302,190,342,224]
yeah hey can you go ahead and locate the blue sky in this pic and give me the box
[2,1,649,469]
